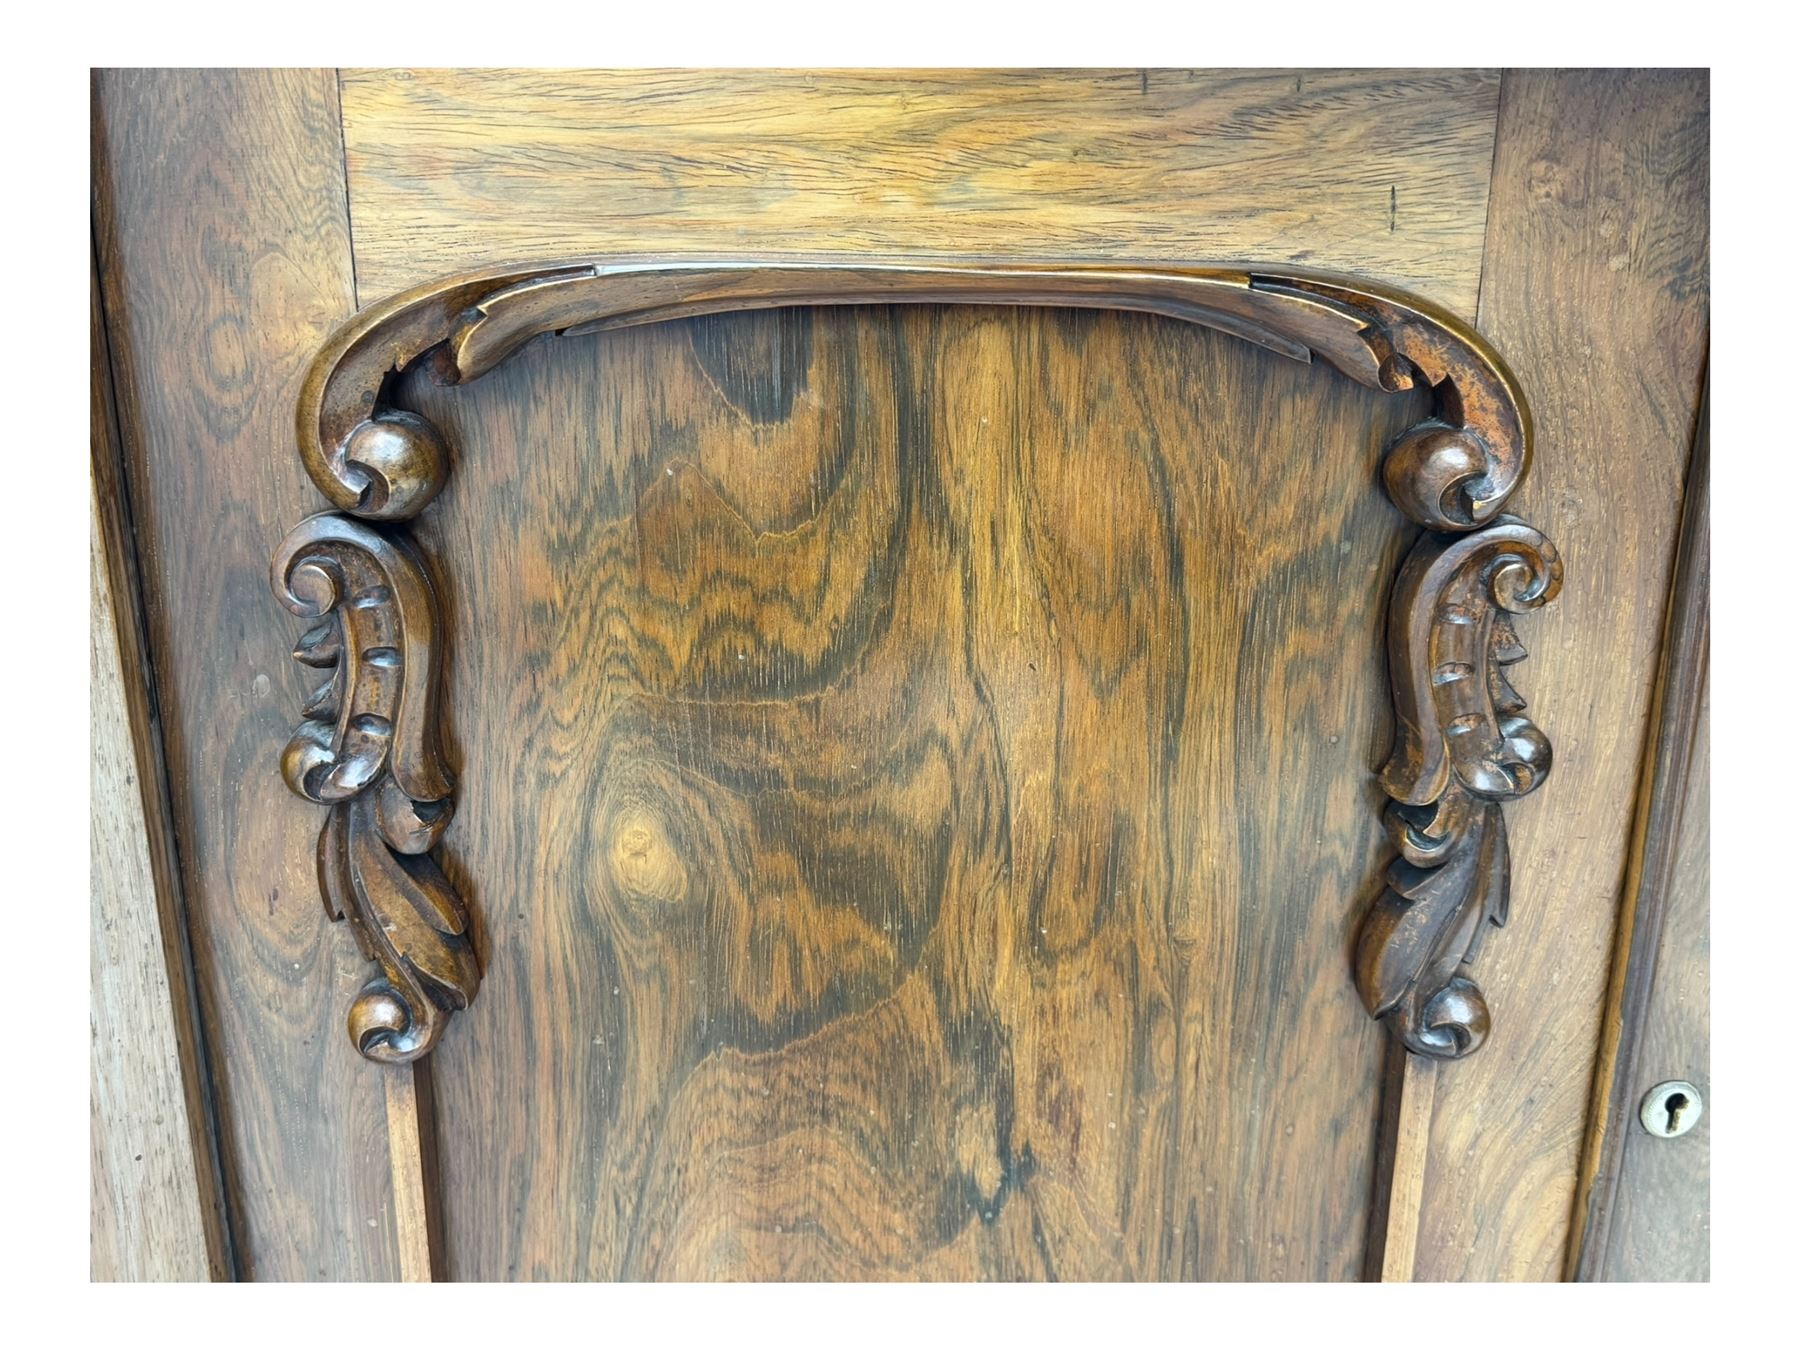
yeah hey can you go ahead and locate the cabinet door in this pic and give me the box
[91,68,1709,1282]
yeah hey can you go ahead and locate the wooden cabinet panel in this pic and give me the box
[399,306,1427,1278]
[89,67,1710,1282]
[338,68,1501,313]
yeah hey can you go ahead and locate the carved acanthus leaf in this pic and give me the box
[272,512,478,1064]
[1355,517,1562,1058]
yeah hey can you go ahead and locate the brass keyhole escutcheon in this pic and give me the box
[1639,1080,1704,1138]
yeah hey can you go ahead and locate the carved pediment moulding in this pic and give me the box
[271,258,1560,1065]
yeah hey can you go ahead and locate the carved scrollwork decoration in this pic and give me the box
[272,513,478,1063]
[1354,519,1563,1058]
[275,258,1558,1064]
[291,261,1532,529]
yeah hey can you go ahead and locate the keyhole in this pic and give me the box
[1640,1080,1702,1138]
[1662,1092,1689,1135]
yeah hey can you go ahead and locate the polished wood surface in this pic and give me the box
[1410,68,1709,1282]
[403,305,1428,1278]
[338,69,1502,313]
[92,68,408,1280]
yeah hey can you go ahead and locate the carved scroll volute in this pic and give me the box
[1355,520,1563,1058]
[272,513,478,1063]
[1247,276,1531,533]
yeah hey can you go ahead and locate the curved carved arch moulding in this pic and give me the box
[273,259,1560,1065]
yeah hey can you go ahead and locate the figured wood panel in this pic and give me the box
[92,69,408,1280]
[399,304,1427,1279]
[1411,69,1709,1281]
[339,68,1501,314]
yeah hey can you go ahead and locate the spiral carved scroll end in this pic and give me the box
[332,410,450,522]
[1383,422,1503,531]
[274,513,478,1065]
[1357,518,1562,1059]
[1252,274,1531,532]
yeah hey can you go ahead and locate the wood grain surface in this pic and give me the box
[92,69,408,1280]
[338,68,1501,314]
[401,304,1428,1279]
[91,260,229,1279]
[1409,69,1709,1282]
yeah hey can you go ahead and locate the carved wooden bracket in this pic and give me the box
[273,259,1558,1064]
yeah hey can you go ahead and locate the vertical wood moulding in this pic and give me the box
[91,245,236,1280]
[382,1064,446,1281]
[1568,382,1710,1280]
[1363,1044,1438,1281]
